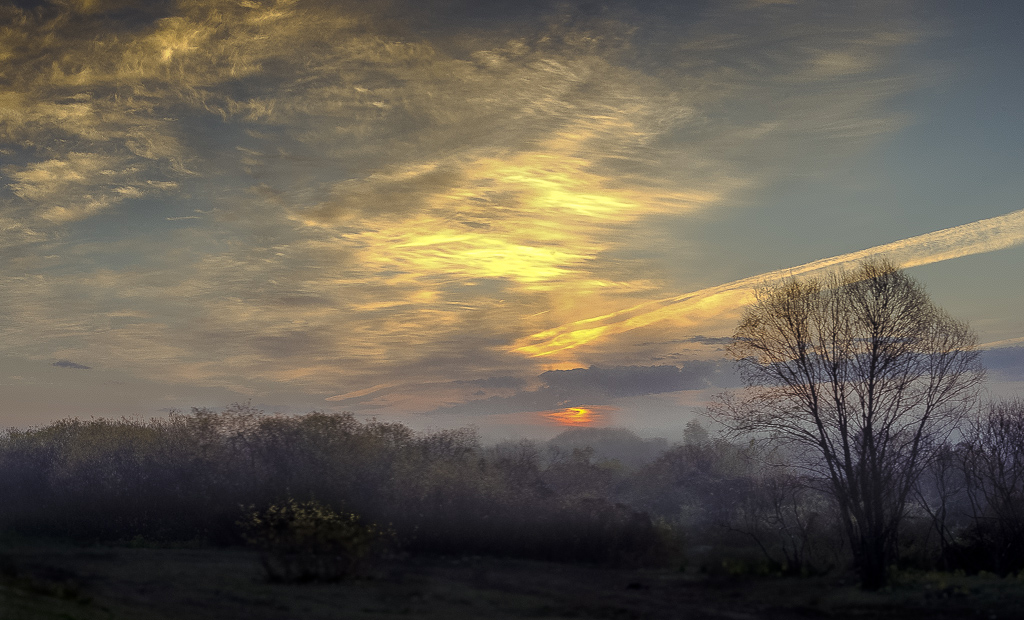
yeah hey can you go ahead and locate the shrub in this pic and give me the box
[238,499,387,582]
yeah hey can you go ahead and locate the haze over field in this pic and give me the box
[1,0,1022,436]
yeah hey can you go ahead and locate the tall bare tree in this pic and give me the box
[714,260,983,589]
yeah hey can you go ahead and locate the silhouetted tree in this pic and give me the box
[913,442,969,570]
[714,259,983,589]
[959,399,1024,573]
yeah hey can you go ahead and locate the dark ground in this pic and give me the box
[2,541,1022,619]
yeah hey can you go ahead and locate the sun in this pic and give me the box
[545,406,600,427]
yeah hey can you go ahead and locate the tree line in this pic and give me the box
[0,407,677,565]
[1,400,1023,581]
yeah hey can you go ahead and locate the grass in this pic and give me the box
[4,539,1024,619]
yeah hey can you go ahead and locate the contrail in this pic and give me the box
[513,207,1024,357]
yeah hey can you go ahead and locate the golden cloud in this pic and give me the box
[0,0,945,404]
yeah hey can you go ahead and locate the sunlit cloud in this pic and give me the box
[543,406,610,427]
[513,208,1024,360]
[328,124,719,297]
[8,153,147,223]
[2,0,976,420]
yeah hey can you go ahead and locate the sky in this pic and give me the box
[2,0,1023,439]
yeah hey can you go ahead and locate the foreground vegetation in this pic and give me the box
[6,539,1024,620]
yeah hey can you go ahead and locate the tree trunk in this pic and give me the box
[858,536,888,590]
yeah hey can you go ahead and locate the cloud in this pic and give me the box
[0,0,939,405]
[513,208,1024,359]
[424,362,737,417]
[685,336,733,346]
[453,376,529,390]
[540,363,729,399]
[982,347,1024,382]
[53,360,90,369]
[6,152,155,224]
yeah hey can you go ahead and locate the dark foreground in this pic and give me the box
[2,542,1022,620]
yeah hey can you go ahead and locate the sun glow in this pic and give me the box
[544,406,603,427]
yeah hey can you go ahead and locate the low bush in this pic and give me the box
[239,499,388,582]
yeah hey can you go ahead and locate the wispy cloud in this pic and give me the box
[0,0,943,407]
[513,208,1024,359]
[7,152,156,224]
[420,361,738,418]
[981,347,1024,382]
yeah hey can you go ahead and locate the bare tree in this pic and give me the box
[713,259,983,589]
[730,467,839,576]
[913,442,968,571]
[960,399,1024,573]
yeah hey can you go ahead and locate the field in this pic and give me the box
[4,540,1024,620]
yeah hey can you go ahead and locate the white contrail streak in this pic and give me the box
[513,207,1024,357]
